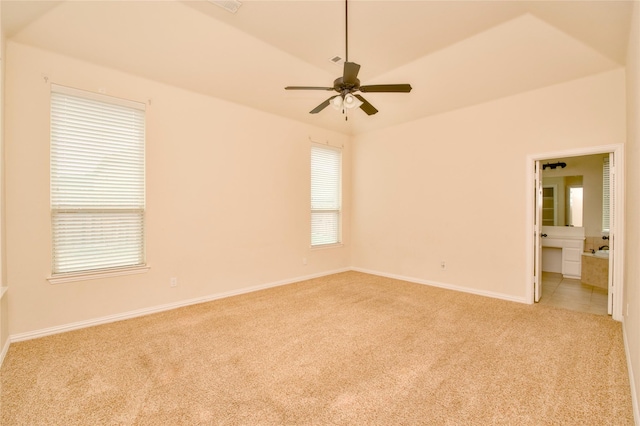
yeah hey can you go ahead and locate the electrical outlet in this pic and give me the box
[302,257,307,265]
[440,261,446,270]
[170,277,178,287]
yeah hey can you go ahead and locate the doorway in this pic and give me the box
[526,145,624,321]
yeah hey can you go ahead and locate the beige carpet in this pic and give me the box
[0,271,633,425]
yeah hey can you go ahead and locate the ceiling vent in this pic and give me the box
[329,56,344,66]
[208,0,242,14]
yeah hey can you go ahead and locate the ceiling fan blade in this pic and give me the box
[343,62,361,85]
[285,86,334,91]
[354,95,378,115]
[310,96,338,114]
[359,84,412,93]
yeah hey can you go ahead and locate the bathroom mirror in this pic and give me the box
[541,175,583,227]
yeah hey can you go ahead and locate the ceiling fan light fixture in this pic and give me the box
[330,94,362,113]
[330,96,343,111]
[343,93,362,109]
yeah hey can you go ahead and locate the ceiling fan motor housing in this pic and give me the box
[334,77,360,94]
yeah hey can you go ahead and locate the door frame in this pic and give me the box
[525,144,625,321]
[534,160,543,302]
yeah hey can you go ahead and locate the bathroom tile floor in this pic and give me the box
[539,272,608,315]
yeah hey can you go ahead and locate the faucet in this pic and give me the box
[599,245,609,251]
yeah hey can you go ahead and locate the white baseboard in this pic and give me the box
[623,321,640,426]
[10,267,351,343]
[0,337,10,368]
[351,267,529,304]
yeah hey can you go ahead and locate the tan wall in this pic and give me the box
[351,69,625,301]
[624,1,640,421]
[4,42,351,336]
[0,5,8,357]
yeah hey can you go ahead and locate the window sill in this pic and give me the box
[47,265,150,285]
[310,243,344,251]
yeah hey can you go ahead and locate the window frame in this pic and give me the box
[49,84,148,282]
[310,143,342,248]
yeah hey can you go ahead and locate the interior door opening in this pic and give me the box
[528,146,624,321]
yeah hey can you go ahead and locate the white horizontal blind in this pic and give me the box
[602,156,610,232]
[311,145,341,246]
[51,85,146,274]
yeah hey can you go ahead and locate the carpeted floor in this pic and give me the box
[0,271,633,425]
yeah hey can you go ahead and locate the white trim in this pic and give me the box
[51,83,146,111]
[351,267,528,304]
[527,144,622,161]
[525,144,625,320]
[47,265,150,285]
[11,267,350,343]
[0,337,9,369]
[526,157,536,304]
[310,243,345,251]
[310,140,343,151]
[623,321,640,425]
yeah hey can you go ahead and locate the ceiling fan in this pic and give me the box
[284,0,412,119]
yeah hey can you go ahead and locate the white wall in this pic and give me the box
[4,42,351,336]
[351,69,625,301]
[624,1,640,422]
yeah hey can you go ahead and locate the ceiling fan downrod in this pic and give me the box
[345,0,349,63]
[283,0,412,117]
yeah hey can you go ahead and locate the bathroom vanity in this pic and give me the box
[541,226,585,279]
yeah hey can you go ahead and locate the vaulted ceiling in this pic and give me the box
[2,0,634,135]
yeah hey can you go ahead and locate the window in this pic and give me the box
[602,156,611,232]
[50,85,146,275]
[568,186,583,227]
[311,145,341,246]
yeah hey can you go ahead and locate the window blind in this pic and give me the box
[311,145,341,246]
[51,85,146,274]
[602,156,610,233]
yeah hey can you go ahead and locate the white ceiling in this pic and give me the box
[1,0,634,135]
